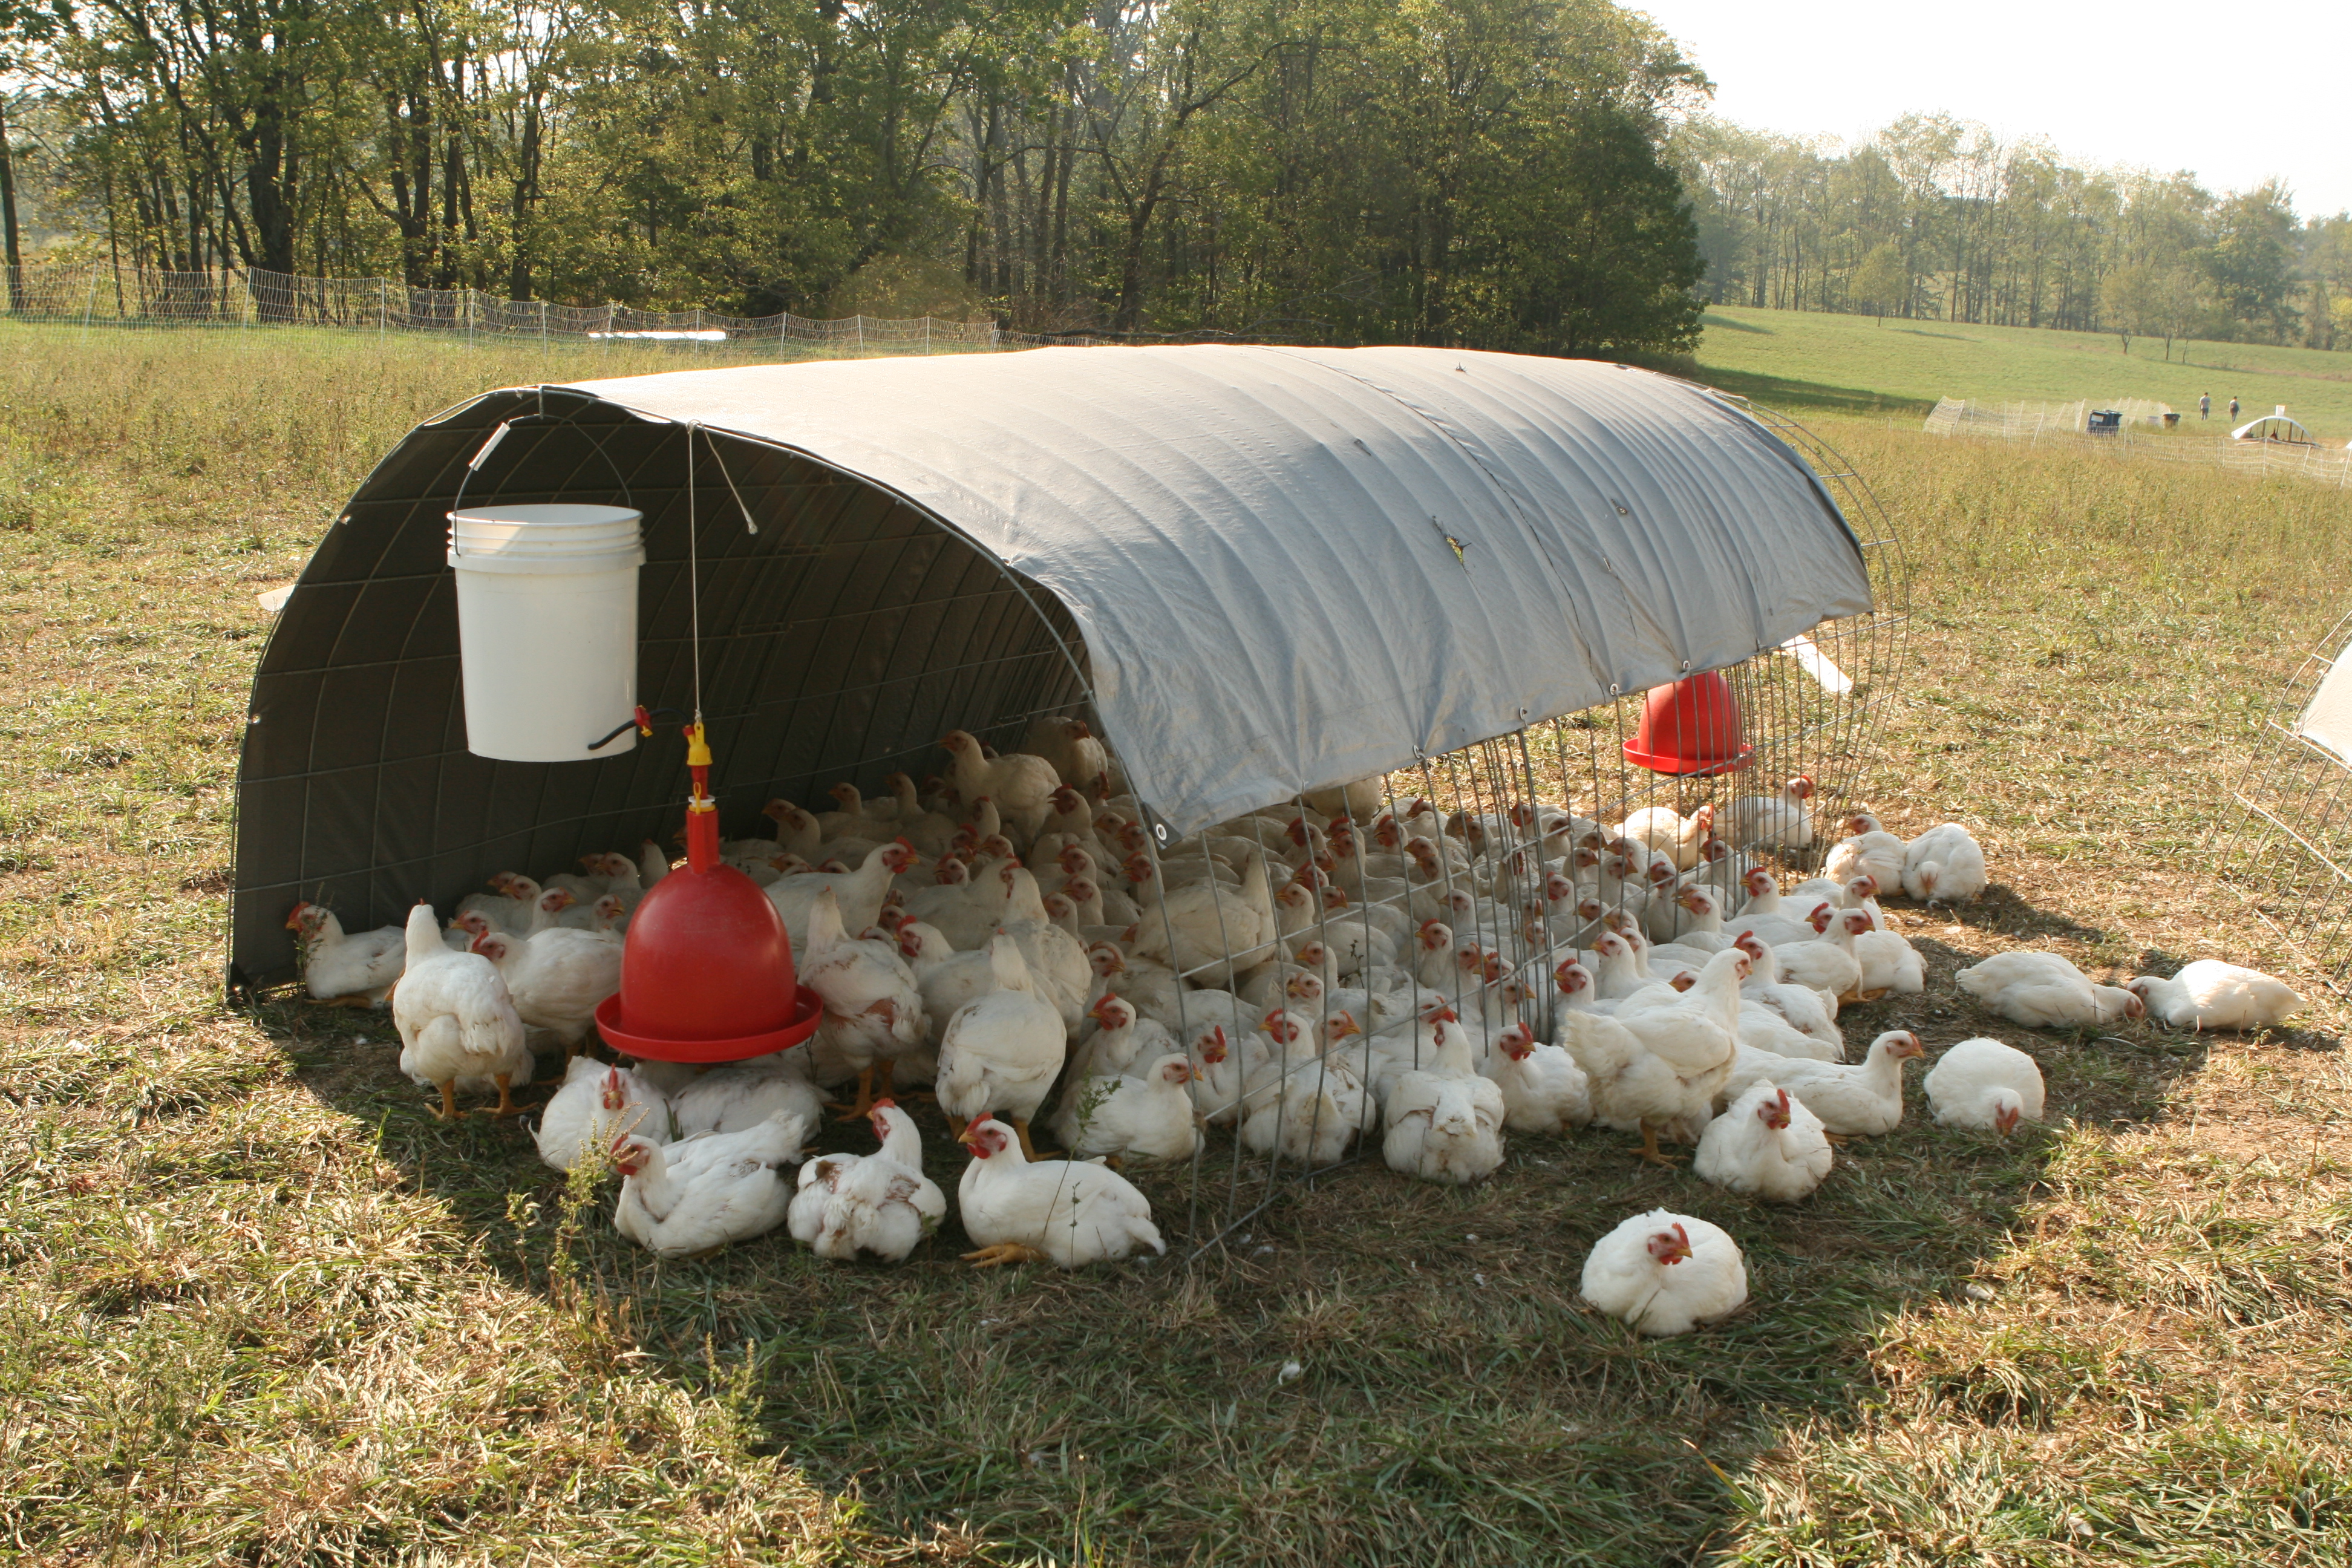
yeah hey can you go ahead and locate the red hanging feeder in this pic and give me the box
[593,720,822,1062]
[1621,672,1754,777]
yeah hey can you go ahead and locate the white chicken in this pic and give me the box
[955,1117,1166,1267]
[670,1053,827,1142]
[1921,1036,2045,1134]
[1695,1083,1834,1202]
[1478,1021,1592,1135]
[799,887,927,1117]
[469,918,623,1055]
[1559,947,1747,1163]
[1125,848,1279,984]
[1724,776,1814,852]
[286,903,406,1005]
[1824,812,1907,892]
[1022,715,1112,792]
[935,935,1067,1159]
[612,1111,806,1257]
[1719,1029,1922,1137]
[534,1056,670,1171]
[1775,909,1867,1002]
[1382,1017,1508,1184]
[788,1100,946,1263]
[2125,959,2305,1033]
[1900,822,1988,903]
[1062,1053,1201,1161]
[1956,951,2145,1030]
[1730,932,1843,1053]
[1619,802,1716,872]
[765,840,919,950]
[941,730,1063,841]
[1579,1210,1748,1337]
[391,905,531,1119]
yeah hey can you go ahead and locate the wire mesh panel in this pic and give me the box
[2216,610,2352,991]
[843,400,1910,1255]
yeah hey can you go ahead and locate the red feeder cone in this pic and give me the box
[1622,672,1754,777]
[594,722,822,1062]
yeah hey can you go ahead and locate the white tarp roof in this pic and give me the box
[558,345,1874,835]
[2298,641,2352,766]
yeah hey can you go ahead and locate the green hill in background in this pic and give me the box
[1694,305,2352,440]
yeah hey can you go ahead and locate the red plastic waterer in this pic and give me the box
[1621,672,1755,777]
[593,722,822,1062]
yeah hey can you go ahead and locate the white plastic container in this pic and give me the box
[446,503,645,762]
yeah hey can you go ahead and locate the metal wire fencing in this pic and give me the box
[2217,610,2352,991]
[897,409,1912,1255]
[1924,396,2352,488]
[4,260,1038,353]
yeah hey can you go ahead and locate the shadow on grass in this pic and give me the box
[1688,364,1933,420]
[253,972,2146,1568]
[1699,312,1775,335]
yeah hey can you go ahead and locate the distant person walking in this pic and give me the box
[2230,395,2241,420]
[2200,392,2211,419]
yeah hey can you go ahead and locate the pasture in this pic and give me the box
[4,325,2352,1565]
[1696,304,2352,440]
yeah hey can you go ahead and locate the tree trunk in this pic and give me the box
[0,96,21,313]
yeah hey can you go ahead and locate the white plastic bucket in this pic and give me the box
[447,503,645,762]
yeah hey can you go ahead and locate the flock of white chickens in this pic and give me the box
[287,716,2310,1336]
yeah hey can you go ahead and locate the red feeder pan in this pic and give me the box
[593,724,822,1063]
[1621,672,1754,777]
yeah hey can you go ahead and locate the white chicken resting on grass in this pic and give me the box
[1824,813,1908,892]
[1922,1037,2045,1134]
[1478,1021,1592,1135]
[955,1117,1166,1267]
[391,905,531,1119]
[788,1100,946,1263]
[612,1111,806,1258]
[1956,951,2145,1030]
[1382,1016,1508,1184]
[1579,1210,1748,1337]
[287,903,405,1005]
[1062,1053,1201,1162]
[1900,822,1988,903]
[1560,947,1747,1164]
[1725,776,1814,852]
[935,935,1068,1159]
[2125,960,2305,1033]
[534,1057,670,1171]
[1719,1030,1924,1138]
[669,1053,827,1142]
[1696,1083,1834,1202]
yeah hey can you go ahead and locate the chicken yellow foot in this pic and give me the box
[961,1243,1051,1267]
[488,1072,526,1118]
[432,1080,463,1120]
[829,1067,883,1122]
[1634,1122,1682,1166]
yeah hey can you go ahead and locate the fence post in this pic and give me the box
[855,313,864,353]
[924,315,932,354]
[79,264,97,340]
[379,280,387,341]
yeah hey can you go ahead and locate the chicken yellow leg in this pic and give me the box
[962,1242,1052,1267]
[489,1072,525,1118]
[829,1067,880,1122]
[433,1080,462,1120]
[1634,1121,1681,1166]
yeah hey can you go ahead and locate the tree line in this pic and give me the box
[1673,113,2352,354]
[0,0,1712,356]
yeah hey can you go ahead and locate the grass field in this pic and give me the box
[7,325,2352,1564]
[1696,304,2352,441]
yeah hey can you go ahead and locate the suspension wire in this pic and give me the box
[687,422,704,725]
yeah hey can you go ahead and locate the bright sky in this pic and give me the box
[1635,1,2352,218]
